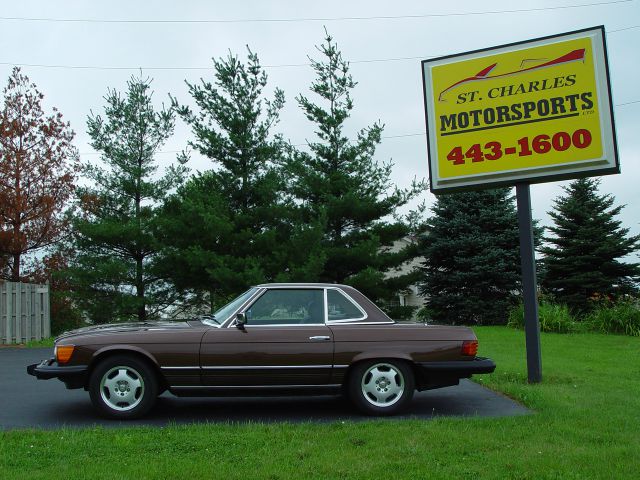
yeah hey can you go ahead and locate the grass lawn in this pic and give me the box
[1,327,638,479]
[0,338,55,348]
[24,337,55,348]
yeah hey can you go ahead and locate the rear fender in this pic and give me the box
[349,351,413,364]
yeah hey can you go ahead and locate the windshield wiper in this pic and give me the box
[202,314,221,325]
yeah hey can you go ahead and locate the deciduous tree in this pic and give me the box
[30,249,83,334]
[0,67,78,281]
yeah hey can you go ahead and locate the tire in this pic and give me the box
[89,354,158,419]
[348,359,415,416]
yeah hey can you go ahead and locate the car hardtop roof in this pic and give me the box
[255,282,354,289]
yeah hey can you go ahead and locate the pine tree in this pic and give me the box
[159,49,320,311]
[418,188,522,325]
[541,178,640,312]
[286,32,424,308]
[68,76,187,323]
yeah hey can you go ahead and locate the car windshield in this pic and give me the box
[203,288,258,326]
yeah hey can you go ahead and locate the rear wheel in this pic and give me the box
[89,355,158,419]
[348,360,415,416]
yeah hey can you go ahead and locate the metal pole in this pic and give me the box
[515,183,542,383]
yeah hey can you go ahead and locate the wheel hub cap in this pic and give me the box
[361,363,405,408]
[100,366,145,411]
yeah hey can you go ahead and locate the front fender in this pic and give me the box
[91,345,161,369]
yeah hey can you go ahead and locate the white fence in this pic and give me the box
[0,281,50,344]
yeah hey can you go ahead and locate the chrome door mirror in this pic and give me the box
[235,312,247,330]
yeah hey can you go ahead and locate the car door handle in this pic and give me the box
[309,336,331,342]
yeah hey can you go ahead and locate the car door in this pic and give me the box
[200,288,334,387]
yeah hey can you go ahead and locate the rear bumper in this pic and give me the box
[417,357,496,376]
[414,357,496,391]
[27,358,88,389]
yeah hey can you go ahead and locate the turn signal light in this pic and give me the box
[461,340,478,357]
[55,345,75,364]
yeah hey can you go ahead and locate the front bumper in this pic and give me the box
[27,358,88,389]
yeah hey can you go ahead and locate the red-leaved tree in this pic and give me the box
[0,67,78,281]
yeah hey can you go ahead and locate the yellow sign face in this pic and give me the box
[422,27,618,192]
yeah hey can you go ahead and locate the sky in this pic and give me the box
[0,0,638,255]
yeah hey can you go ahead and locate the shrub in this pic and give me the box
[507,303,524,329]
[50,292,84,336]
[416,306,432,322]
[384,305,418,321]
[508,301,578,333]
[584,301,640,337]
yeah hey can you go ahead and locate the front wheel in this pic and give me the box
[89,355,158,419]
[348,360,415,416]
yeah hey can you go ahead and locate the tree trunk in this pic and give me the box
[11,252,20,282]
[136,255,146,321]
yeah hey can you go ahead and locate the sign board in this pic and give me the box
[422,26,619,193]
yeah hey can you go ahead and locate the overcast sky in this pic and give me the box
[1,0,638,254]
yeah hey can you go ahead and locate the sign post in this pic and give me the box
[515,183,542,383]
[421,26,619,382]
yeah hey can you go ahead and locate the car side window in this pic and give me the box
[327,289,365,322]
[245,289,325,325]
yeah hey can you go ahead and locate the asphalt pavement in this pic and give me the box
[1,347,530,430]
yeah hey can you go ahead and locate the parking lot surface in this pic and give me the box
[1,347,530,429]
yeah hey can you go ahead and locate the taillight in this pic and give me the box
[55,345,75,364]
[461,340,478,357]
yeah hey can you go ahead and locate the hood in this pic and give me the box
[56,320,194,341]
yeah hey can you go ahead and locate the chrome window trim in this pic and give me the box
[329,321,395,325]
[227,287,326,328]
[241,323,327,328]
[223,284,397,328]
[324,288,329,323]
[219,287,266,328]
[325,287,368,323]
[256,285,330,289]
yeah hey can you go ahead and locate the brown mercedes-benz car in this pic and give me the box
[28,283,495,419]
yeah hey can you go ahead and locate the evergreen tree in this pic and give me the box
[418,188,521,325]
[541,178,640,312]
[159,49,321,311]
[286,32,423,307]
[68,76,186,323]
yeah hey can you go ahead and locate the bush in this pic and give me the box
[584,301,640,337]
[416,306,432,322]
[508,301,578,333]
[384,305,418,321]
[50,293,84,336]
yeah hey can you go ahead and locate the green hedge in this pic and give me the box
[584,301,640,337]
[507,301,578,333]
[508,299,640,337]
